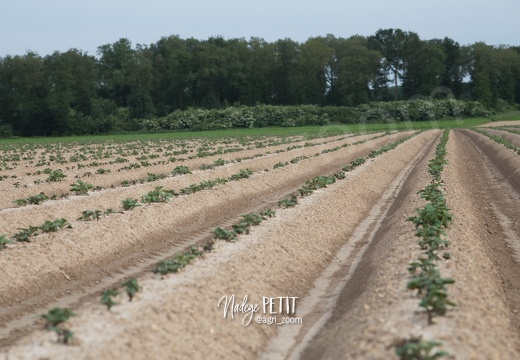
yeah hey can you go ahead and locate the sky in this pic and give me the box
[1,0,519,57]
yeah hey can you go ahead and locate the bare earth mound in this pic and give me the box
[3,128,520,359]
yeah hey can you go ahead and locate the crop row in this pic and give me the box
[31,131,419,345]
[6,133,382,211]
[0,168,257,250]
[472,128,520,154]
[0,132,351,171]
[395,130,454,359]
[2,133,354,202]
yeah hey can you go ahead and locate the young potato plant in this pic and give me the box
[242,212,263,226]
[298,186,314,197]
[213,227,237,241]
[274,162,288,169]
[172,165,191,176]
[407,265,456,324]
[342,158,366,172]
[334,171,346,180]
[40,218,72,233]
[95,168,111,175]
[154,246,204,275]
[77,210,103,221]
[101,289,120,310]
[259,209,276,218]
[232,222,250,235]
[41,307,76,344]
[180,183,202,195]
[278,195,298,208]
[0,234,11,249]
[13,192,49,206]
[146,173,166,182]
[122,198,141,211]
[203,240,215,252]
[141,186,177,203]
[70,179,94,195]
[11,226,40,242]
[122,278,141,301]
[46,169,67,182]
[229,168,253,181]
[395,337,448,360]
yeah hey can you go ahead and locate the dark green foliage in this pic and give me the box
[70,179,94,195]
[101,289,119,310]
[172,165,191,175]
[278,195,298,208]
[11,226,40,242]
[242,212,263,226]
[395,337,448,360]
[141,186,177,203]
[229,169,253,181]
[154,247,204,275]
[122,198,141,210]
[0,234,11,249]
[213,227,237,241]
[47,170,67,182]
[77,210,103,221]
[0,31,507,138]
[41,307,76,344]
[259,209,276,218]
[13,192,49,206]
[122,278,141,301]
[232,222,250,235]
[40,218,71,233]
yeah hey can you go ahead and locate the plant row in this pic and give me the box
[28,131,419,346]
[0,218,72,247]
[7,133,379,209]
[395,130,454,359]
[272,132,392,170]
[0,131,347,172]
[40,277,142,344]
[473,128,520,154]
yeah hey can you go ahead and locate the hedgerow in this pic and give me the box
[140,100,490,131]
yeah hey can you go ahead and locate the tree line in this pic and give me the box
[0,28,519,136]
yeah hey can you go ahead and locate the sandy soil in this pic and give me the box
[3,128,520,359]
[0,133,357,207]
[478,128,520,148]
[271,129,520,359]
[0,131,434,359]
[0,132,412,343]
[0,134,378,208]
[477,120,520,127]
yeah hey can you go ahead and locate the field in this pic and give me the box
[1,120,520,359]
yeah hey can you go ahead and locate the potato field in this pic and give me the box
[1,122,520,359]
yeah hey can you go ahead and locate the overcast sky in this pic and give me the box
[1,0,519,57]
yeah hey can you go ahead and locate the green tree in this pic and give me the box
[298,37,334,105]
[469,42,499,107]
[97,38,154,119]
[335,36,382,106]
[149,35,191,114]
[185,37,247,108]
[438,37,464,98]
[0,52,48,136]
[402,38,446,98]
[271,38,302,105]
[369,28,408,100]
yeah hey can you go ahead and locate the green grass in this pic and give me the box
[0,118,490,145]
[489,111,520,121]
